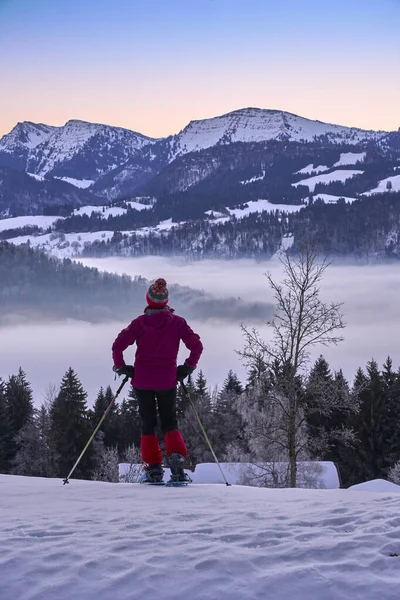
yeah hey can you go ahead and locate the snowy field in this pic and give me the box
[292,169,364,193]
[362,174,400,196]
[333,152,366,167]
[1,474,400,600]
[310,193,358,204]
[226,199,304,218]
[0,215,62,232]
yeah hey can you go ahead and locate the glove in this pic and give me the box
[113,365,134,378]
[177,362,195,382]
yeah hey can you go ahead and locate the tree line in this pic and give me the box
[2,353,400,489]
[2,245,400,489]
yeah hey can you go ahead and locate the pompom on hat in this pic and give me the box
[146,278,169,308]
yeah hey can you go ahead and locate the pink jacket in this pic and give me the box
[112,308,203,390]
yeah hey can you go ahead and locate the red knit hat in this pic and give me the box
[146,278,169,308]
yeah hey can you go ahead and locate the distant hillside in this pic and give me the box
[0,243,270,324]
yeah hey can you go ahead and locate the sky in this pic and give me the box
[1,0,399,138]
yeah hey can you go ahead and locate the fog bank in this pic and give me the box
[2,256,400,407]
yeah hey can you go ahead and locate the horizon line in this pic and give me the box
[1,106,396,140]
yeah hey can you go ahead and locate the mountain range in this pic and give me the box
[1,107,399,217]
[1,108,400,259]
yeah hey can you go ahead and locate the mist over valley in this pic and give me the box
[2,254,400,407]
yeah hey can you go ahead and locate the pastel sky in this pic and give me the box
[1,0,399,138]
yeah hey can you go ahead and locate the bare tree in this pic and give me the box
[240,245,346,487]
[92,446,120,483]
[388,461,400,485]
[119,445,143,483]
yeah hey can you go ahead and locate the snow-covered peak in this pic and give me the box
[28,120,158,178]
[170,108,387,158]
[0,121,58,153]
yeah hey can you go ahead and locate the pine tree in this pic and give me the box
[221,370,244,395]
[180,371,215,463]
[213,370,244,457]
[304,356,333,456]
[351,360,390,484]
[51,368,94,480]
[0,379,11,472]
[92,386,120,448]
[12,405,57,477]
[381,357,400,469]
[5,368,34,467]
[118,389,141,454]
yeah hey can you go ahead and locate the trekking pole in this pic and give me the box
[181,381,231,486]
[63,375,129,485]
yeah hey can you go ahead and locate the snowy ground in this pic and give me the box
[292,169,364,193]
[226,199,304,218]
[309,193,358,204]
[333,152,366,167]
[362,174,400,196]
[1,475,400,600]
[295,163,329,175]
[0,215,62,232]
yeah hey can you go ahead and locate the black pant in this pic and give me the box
[134,387,178,436]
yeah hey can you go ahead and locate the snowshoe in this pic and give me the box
[168,453,192,483]
[140,463,164,483]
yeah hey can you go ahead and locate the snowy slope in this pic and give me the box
[8,230,117,259]
[362,174,400,195]
[0,121,57,153]
[333,151,366,166]
[170,108,386,158]
[226,199,305,218]
[311,193,358,204]
[28,120,157,178]
[293,169,364,193]
[73,205,127,218]
[1,474,400,600]
[0,215,62,232]
[55,177,95,189]
[295,163,329,175]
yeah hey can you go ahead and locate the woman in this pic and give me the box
[112,278,203,482]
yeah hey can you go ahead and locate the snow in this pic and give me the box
[120,461,340,488]
[295,164,329,175]
[126,200,153,211]
[240,170,265,185]
[171,108,386,158]
[310,193,358,204]
[226,199,304,218]
[280,234,294,251]
[1,473,400,600]
[55,177,94,189]
[205,210,226,218]
[32,120,154,177]
[362,174,400,195]
[333,152,366,167]
[7,230,116,258]
[0,215,62,232]
[73,205,127,218]
[26,172,46,182]
[0,122,57,152]
[349,479,400,493]
[293,169,364,193]
[134,219,183,237]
